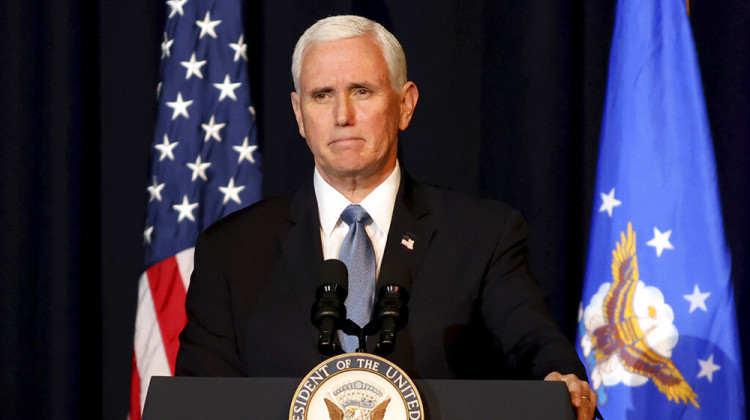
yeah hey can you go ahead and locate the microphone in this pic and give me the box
[371,276,410,356]
[311,259,348,356]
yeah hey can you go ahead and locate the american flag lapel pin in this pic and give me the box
[401,233,415,251]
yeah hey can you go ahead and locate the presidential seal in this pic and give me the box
[289,353,424,420]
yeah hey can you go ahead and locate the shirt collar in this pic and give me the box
[314,161,401,237]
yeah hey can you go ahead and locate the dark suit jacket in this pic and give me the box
[176,173,586,381]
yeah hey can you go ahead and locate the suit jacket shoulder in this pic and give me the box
[200,194,293,244]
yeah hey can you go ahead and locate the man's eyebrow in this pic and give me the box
[306,82,377,97]
[349,82,375,90]
[307,86,333,97]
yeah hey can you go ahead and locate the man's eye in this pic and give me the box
[354,89,372,97]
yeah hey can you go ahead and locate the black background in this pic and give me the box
[1,1,748,418]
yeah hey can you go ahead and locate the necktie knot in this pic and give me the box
[341,204,372,226]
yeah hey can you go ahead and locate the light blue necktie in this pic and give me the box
[338,204,376,352]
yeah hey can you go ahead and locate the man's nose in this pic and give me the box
[334,95,354,126]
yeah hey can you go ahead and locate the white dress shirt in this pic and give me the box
[313,162,401,277]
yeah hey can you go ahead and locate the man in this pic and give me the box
[176,15,598,419]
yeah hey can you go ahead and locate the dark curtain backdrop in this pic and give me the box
[1,1,748,418]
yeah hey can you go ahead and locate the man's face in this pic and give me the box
[291,36,416,184]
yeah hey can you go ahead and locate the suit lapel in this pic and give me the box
[378,172,435,290]
[279,179,324,326]
[370,172,434,358]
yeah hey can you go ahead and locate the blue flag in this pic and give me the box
[577,1,745,418]
[130,0,262,417]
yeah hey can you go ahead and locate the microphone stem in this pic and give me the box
[356,328,367,352]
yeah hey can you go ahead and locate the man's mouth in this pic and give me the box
[329,137,364,146]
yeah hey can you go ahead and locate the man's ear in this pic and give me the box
[398,81,419,131]
[290,91,306,138]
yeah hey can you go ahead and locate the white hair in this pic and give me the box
[291,15,407,93]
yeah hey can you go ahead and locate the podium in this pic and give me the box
[143,376,576,419]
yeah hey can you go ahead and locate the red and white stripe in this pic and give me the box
[129,247,194,419]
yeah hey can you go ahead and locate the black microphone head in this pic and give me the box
[373,265,410,356]
[312,260,350,356]
[377,245,412,301]
[378,267,411,303]
[318,259,348,300]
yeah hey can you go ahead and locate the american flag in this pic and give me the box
[129,0,262,418]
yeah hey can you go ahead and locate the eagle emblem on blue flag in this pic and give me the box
[580,222,699,408]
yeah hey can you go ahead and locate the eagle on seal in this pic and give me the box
[324,397,390,420]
